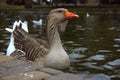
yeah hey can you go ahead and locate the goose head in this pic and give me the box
[47,8,79,33]
[47,8,79,21]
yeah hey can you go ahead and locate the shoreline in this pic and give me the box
[0,5,120,15]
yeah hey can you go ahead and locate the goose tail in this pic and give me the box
[5,20,28,56]
[13,23,29,44]
[5,28,13,33]
[12,20,29,44]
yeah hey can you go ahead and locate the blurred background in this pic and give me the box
[0,0,120,80]
[0,0,120,8]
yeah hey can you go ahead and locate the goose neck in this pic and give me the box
[47,20,62,49]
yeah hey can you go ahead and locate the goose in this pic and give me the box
[32,19,42,26]
[12,8,79,69]
[6,20,28,56]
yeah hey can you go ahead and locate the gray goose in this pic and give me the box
[12,8,79,69]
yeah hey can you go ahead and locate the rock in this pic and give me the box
[45,73,91,80]
[0,55,15,63]
[0,66,7,77]
[0,59,42,76]
[8,63,41,75]
[39,67,63,75]
[1,71,51,80]
[0,60,28,68]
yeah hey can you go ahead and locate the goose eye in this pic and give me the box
[58,11,62,13]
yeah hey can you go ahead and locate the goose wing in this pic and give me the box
[13,25,49,61]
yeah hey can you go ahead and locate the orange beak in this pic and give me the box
[65,9,79,20]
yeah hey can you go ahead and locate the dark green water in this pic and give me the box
[0,9,120,80]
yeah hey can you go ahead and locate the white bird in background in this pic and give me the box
[5,20,28,56]
[33,0,38,3]
[32,19,42,26]
[86,13,90,17]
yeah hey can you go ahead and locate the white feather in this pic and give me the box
[6,33,15,56]
[6,20,29,56]
[13,21,18,31]
[22,21,28,32]
[5,28,13,33]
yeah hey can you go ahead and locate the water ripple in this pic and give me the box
[69,53,85,59]
[108,59,120,66]
[74,47,88,53]
[98,50,112,53]
[103,65,113,70]
[90,55,105,61]
[113,44,120,48]
[81,62,104,70]
[116,49,120,52]
[114,38,120,42]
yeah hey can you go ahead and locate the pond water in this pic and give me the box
[0,9,120,80]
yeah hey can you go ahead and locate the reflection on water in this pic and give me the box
[0,10,120,80]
